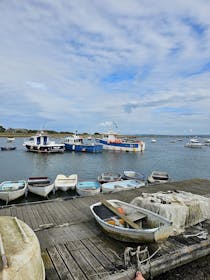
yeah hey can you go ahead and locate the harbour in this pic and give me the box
[0,178,209,279]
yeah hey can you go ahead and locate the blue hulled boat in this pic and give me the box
[64,134,103,153]
[96,132,145,152]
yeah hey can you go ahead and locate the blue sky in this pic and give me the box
[1,0,210,134]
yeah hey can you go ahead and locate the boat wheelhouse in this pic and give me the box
[96,132,145,152]
[23,132,65,153]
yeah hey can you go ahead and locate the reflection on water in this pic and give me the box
[0,136,210,205]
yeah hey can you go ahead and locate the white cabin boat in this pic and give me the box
[96,132,145,152]
[27,177,54,198]
[23,131,65,153]
[204,139,210,146]
[102,180,145,194]
[54,174,77,192]
[0,180,27,204]
[76,181,101,196]
[184,138,203,148]
[90,200,173,243]
[0,216,45,279]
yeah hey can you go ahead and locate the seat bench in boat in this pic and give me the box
[101,200,146,229]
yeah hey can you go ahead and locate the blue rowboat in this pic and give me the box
[76,181,101,196]
[102,180,145,194]
[0,180,27,204]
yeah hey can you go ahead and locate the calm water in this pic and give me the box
[0,136,210,204]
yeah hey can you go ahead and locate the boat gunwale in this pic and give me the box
[90,199,172,234]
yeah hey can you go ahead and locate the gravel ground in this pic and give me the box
[154,254,210,280]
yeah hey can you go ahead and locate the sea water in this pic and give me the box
[0,136,210,204]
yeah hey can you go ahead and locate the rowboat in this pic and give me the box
[27,177,54,198]
[98,172,122,184]
[147,171,169,184]
[90,199,173,243]
[0,180,27,204]
[0,216,45,279]
[101,180,145,193]
[1,146,16,151]
[122,171,145,181]
[76,181,101,196]
[54,174,77,191]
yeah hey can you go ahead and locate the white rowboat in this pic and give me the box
[27,177,54,197]
[90,199,173,243]
[76,181,101,196]
[0,180,27,204]
[54,174,77,191]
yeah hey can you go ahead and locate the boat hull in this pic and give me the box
[64,143,102,153]
[24,144,65,153]
[0,216,45,280]
[102,180,145,193]
[96,139,145,152]
[0,181,27,203]
[90,200,172,243]
[76,181,101,196]
[28,183,54,197]
[54,174,77,191]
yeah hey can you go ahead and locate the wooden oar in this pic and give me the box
[101,200,140,229]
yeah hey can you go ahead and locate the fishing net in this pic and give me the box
[131,191,210,234]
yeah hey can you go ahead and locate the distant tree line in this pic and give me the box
[0,125,101,135]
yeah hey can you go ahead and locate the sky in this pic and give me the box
[1,0,210,135]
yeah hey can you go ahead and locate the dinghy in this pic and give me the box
[0,180,27,204]
[101,179,145,193]
[98,172,121,184]
[122,171,145,181]
[1,146,16,151]
[27,177,54,198]
[0,216,45,279]
[54,174,77,191]
[147,171,169,184]
[76,181,101,196]
[90,199,173,243]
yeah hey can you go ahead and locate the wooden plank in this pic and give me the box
[42,249,60,280]
[81,239,115,270]
[47,246,73,280]
[101,200,140,229]
[68,248,101,280]
[56,243,87,280]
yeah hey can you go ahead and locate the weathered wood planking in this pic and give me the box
[0,179,209,279]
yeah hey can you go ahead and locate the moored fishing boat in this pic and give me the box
[90,199,173,243]
[122,170,145,181]
[101,179,145,193]
[27,177,54,198]
[64,134,103,153]
[147,171,169,184]
[96,131,145,152]
[0,180,27,204]
[98,172,122,184]
[54,174,77,191]
[0,216,45,279]
[184,138,203,148]
[23,131,65,153]
[76,181,101,196]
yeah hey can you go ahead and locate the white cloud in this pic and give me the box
[0,0,210,133]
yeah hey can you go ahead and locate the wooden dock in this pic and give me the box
[0,178,210,279]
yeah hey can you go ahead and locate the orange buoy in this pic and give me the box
[117,207,125,215]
